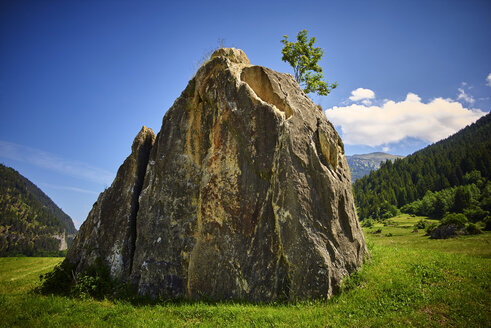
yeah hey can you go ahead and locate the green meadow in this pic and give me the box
[1,214,490,327]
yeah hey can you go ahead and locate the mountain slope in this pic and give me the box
[0,164,76,256]
[347,152,404,181]
[353,112,491,219]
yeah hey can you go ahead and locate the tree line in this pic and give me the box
[353,112,491,225]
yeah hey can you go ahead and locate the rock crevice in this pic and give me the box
[66,126,155,279]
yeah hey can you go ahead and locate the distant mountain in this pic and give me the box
[347,152,404,181]
[353,112,491,220]
[0,164,77,256]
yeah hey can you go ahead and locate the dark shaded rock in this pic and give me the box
[430,224,465,239]
[67,48,368,301]
[66,126,155,279]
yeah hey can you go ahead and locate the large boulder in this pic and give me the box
[66,48,368,301]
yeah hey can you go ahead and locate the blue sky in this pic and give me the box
[1,0,490,228]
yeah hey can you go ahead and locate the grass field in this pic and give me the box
[1,214,490,327]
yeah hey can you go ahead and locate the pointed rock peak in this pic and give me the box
[210,47,250,65]
[132,126,155,153]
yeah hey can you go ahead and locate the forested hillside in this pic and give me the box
[353,112,491,221]
[0,164,76,256]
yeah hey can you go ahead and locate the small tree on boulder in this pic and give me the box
[281,29,337,96]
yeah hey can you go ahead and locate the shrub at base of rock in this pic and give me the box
[36,259,131,300]
[465,223,483,235]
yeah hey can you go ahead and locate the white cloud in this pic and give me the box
[349,88,375,102]
[325,92,486,147]
[487,73,491,87]
[0,141,114,185]
[405,93,421,102]
[457,88,475,104]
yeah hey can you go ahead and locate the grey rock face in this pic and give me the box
[66,48,368,301]
[66,126,155,279]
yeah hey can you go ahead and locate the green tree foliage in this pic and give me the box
[281,30,337,96]
[353,113,491,221]
[0,164,76,256]
[401,178,489,223]
[440,213,468,228]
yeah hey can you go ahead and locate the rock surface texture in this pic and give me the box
[66,48,368,301]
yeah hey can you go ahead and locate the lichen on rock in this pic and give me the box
[66,48,368,302]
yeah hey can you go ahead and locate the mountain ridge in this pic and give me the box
[347,152,404,181]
